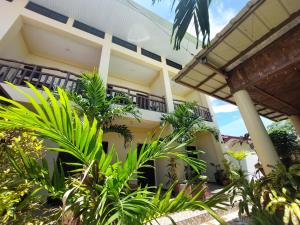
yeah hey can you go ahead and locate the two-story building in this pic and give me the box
[0,0,224,186]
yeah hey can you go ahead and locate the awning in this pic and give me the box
[174,0,300,121]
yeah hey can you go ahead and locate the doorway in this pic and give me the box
[137,144,156,187]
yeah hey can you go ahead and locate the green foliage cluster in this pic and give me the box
[0,129,44,223]
[161,101,219,143]
[67,72,140,144]
[0,82,229,225]
[227,150,300,225]
[268,120,300,165]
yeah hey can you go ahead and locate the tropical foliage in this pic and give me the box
[268,120,300,166]
[0,82,229,224]
[226,150,300,225]
[0,129,45,223]
[152,0,211,50]
[67,72,140,144]
[161,101,219,143]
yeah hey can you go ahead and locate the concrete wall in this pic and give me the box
[223,140,261,180]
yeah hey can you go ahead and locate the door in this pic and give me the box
[185,146,198,180]
[137,144,156,187]
[136,93,149,110]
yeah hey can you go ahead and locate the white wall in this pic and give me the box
[223,140,261,180]
[0,31,28,60]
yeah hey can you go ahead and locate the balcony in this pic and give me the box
[107,84,166,113]
[0,58,79,91]
[0,58,167,113]
[173,99,213,122]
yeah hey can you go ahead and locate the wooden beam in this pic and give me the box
[195,73,216,88]
[262,111,277,117]
[269,113,285,120]
[197,60,228,79]
[210,83,227,95]
[257,107,267,113]
[253,85,300,113]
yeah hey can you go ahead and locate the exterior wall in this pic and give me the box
[194,133,224,182]
[223,139,261,180]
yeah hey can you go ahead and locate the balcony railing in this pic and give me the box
[173,99,213,122]
[107,84,166,113]
[0,58,167,113]
[0,58,79,91]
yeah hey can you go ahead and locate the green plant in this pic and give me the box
[228,161,300,225]
[152,0,211,49]
[161,101,219,143]
[67,72,140,144]
[268,120,300,165]
[0,83,229,225]
[0,129,45,223]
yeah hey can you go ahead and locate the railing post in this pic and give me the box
[63,72,70,88]
[28,65,37,83]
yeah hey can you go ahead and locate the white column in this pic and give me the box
[161,60,174,113]
[233,90,280,174]
[99,33,112,86]
[290,115,300,137]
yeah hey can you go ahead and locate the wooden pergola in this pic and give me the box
[174,0,300,122]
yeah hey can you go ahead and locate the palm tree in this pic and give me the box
[0,83,230,225]
[161,101,219,144]
[68,72,140,144]
[152,0,211,50]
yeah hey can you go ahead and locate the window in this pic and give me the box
[112,36,137,52]
[166,59,182,70]
[25,2,68,24]
[141,48,161,62]
[73,20,105,39]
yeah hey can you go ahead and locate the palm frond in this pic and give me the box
[103,124,133,144]
[171,0,211,50]
[66,72,140,143]
[0,82,105,165]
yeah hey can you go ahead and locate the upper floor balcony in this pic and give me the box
[173,99,213,122]
[0,58,166,113]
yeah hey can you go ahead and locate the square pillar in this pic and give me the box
[99,33,112,86]
[161,59,174,113]
[233,90,280,174]
[289,115,300,137]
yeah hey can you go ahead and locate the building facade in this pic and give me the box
[0,0,224,186]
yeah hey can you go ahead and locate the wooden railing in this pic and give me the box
[0,58,167,113]
[107,84,166,113]
[0,58,79,91]
[173,99,213,122]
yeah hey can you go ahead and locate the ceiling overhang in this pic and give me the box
[174,0,300,121]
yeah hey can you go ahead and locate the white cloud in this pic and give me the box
[212,104,238,113]
[187,1,237,40]
[209,96,238,113]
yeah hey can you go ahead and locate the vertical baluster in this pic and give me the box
[56,77,62,87]
[0,66,10,82]
[63,72,70,89]
[28,65,37,83]
[35,71,43,88]
[69,80,75,92]
[10,68,21,84]
[50,76,56,90]
[42,74,49,88]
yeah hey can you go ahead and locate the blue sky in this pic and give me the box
[133,0,273,136]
